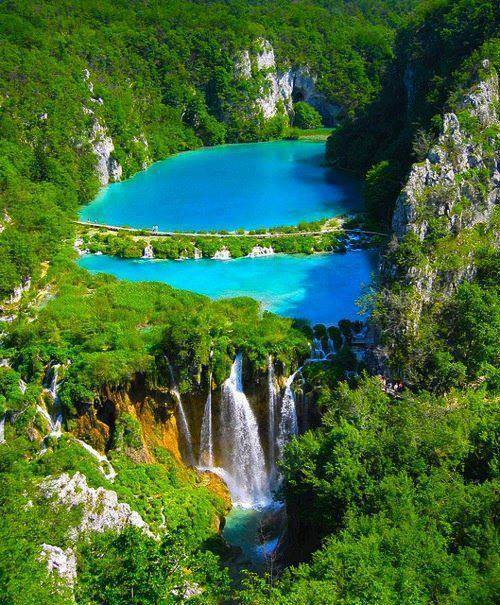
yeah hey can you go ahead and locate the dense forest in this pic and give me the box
[0,0,498,604]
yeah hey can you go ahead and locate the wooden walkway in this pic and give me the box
[75,221,388,239]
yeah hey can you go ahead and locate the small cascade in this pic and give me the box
[75,439,116,481]
[310,336,337,361]
[0,413,6,444]
[166,360,195,465]
[36,404,54,428]
[310,338,325,360]
[39,363,64,452]
[267,356,278,481]
[247,245,274,258]
[212,247,231,260]
[142,243,154,259]
[49,364,60,400]
[199,374,214,467]
[276,372,299,463]
[219,353,270,507]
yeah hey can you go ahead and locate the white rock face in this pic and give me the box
[40,472,152,537]
[39,544,77,585]
[193,246,202,260]
[392,72,499,242]
[236,38,340,124]
[83,69,123,187]
[91,120,122,186]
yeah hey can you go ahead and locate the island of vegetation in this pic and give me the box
[75,216,384,260]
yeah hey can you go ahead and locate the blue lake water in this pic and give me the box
[80,141,362,231]
[78,251,377,325]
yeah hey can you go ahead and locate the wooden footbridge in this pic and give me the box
[75,220,388,239]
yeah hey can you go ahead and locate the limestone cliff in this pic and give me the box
[392,69,498,243]
[236,38,340,125]
[384,64,498,312]
[364,63,499,381]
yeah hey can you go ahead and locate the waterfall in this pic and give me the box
[75,438,116,481]
[49,364,60,400]
[267,356,277,481]
[311,338,325,360]
[166,359,195,465]
[219,353,270,508]
[199,374,213,467]
[276,372,299,463]
[175,394,195,465]
[0,413,6,444]
[36,404,53,428]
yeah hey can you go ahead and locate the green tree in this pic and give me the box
[292,102,323,129]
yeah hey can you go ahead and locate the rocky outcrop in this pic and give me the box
[90,119,123,186]
[39,472,152,589]
[39,544,77,585]
[236,38,340,124]
[40,472,152,538]
[83,69,123,187]
[380,66,499,345]
[392,70,498,242]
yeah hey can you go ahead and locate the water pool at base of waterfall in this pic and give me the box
[223,503,286,571]
[78,250,377,325]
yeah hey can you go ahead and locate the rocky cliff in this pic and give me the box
[385,64,498,306]
[392,67,498,243]
[370,63,499,378]
[236,38,340,125]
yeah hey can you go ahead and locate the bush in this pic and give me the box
[292,102,323,129]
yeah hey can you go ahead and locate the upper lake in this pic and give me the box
[80,141,362,231]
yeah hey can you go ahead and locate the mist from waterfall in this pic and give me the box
[199,374,214,467]
[276,372,299,464]
[219,353,270,508]
[166,359,195,465]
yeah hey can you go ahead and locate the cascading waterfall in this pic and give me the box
[49,364,60,399]
[219,353,270,508]
[0,413,6,444]
[267,356,278,481]
[199,374,214,467]
[276,371,299,463]
[75,438,117,481]
[166,359,195,465]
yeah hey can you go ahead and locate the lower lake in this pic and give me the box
[78,250,377,326]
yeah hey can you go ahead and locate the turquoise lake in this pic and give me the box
[78,251,377,325]
[80,141,362,231]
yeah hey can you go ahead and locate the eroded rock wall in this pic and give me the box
[236,38,340,124]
